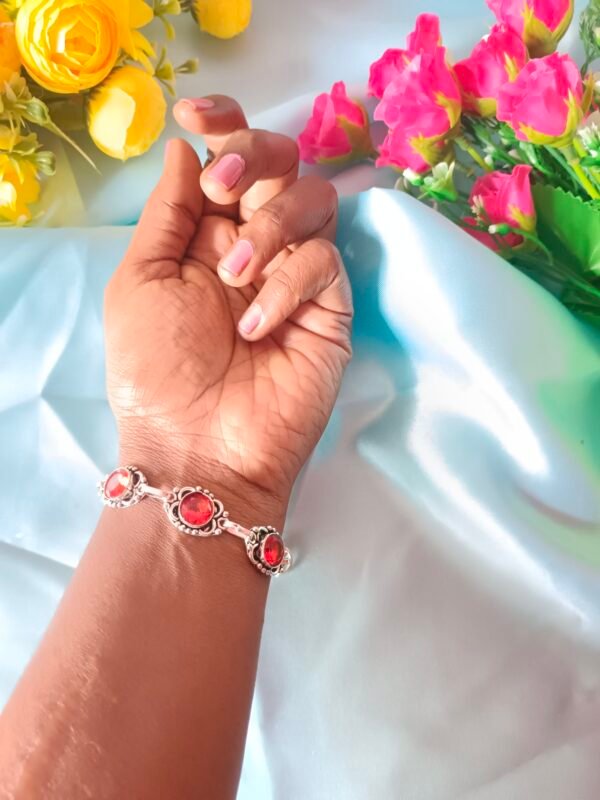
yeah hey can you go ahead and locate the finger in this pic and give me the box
[217,176,337,286]
[119,139,203,283]
[173,95,248,157]
[173,95,300,218]
[200,129,299,207]
[236,239,353,342]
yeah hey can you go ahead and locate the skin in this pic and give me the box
[0,96,352,799]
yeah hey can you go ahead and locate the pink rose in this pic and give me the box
[376,126,448,173]
[465,165,536,250]
[454,24,528,116]
[373,49,461,174]
[368,13,441,98]
[497,53,589,147]
[374,47,462,134]
[297,81,373,165]
[487,0,574,57]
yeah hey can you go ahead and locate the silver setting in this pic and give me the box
[98,466,147,509]
[98,467,292,574]
[245,526,292,577]
[164,486,227,538]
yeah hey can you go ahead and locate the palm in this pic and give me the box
[108,213,350,496]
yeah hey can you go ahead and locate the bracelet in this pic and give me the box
[98,466,291,576]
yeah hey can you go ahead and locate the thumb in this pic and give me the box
[121,138,204,283]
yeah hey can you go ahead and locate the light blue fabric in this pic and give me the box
[2,189,600,799]
[3,0,600,795]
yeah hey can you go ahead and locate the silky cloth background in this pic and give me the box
[2,1,600,798]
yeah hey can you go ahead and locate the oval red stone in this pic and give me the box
[104,468,132,500]
[262,533,285,567]
[179,491,214,528]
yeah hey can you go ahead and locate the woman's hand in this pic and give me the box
[0,97,353,800]
[105,96,353,521]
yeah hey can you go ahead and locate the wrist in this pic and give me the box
[117,431,290,533]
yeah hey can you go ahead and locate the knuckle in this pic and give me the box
[299,174,338,206]
[270,269,302,307]
[310,237,340,268]
[254,203,285,234]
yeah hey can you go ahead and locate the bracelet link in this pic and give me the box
[98,466,291,576]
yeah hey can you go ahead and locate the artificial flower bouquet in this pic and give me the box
[0,0,252,225]
[299,0,600,328]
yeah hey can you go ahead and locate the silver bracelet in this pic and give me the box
[98,466,291,576]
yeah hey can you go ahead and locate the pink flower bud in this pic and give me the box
[454,25,528,116]
[487,0,574,57]
[297,81,373,165]
[465,165,536,250]
[376,126,449,173]
[368,13,441,98]
[497,53,591,147]
[373,48,462,174]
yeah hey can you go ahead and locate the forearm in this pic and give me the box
[0,450,286,800]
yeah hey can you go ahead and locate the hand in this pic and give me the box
[104,96,353,523]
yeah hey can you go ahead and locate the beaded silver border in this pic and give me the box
[98,466,147,509]
[164,486,227,538]
[245,526,292,576]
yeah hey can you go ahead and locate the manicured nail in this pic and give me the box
[219,239,254,277]
[181,97,215,110]
[208,153,245,189]
[239,304,263,336]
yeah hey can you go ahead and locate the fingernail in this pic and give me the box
[239,304,263,336]
[219,239,254,277]
[208,153,245,190]
[181,97,215,110]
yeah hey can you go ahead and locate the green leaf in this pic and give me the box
[532,183,600,278]
[580,0,600,69]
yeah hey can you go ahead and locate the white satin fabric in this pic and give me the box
[2,1,600,799]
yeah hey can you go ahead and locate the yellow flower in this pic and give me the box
[0,7,21,83]
[87,66,166,160]
[0,155,40,224]
[15,0,154,94]
[193,0,251,39]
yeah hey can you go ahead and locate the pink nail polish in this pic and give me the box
[239,304,263,336]
[208,153,245,190]
[181,97,215,110]
[219,239,254,277]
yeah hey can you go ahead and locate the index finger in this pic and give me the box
[173,95,299,221]
[173,95,248,158]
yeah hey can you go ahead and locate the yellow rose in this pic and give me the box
[15,0,154,94]
[87,66,166,160]
[0,155,40,224]
[0,8,21,83]
[193,0,251,39]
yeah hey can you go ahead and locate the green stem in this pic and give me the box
[573,137,600,192]
[542,146,582,194]
[560,144,600,200]
[455,137,491,172]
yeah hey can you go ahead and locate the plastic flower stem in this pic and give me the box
[559,144,600,199]
[573,137,600,191]
[503,227,555,263]
[541,146,583,195]
[515,251,600,305]
[519,143,553,177]
[455,137,492,172]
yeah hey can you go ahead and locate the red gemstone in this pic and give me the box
[104,468,132,500]
[179,491,214,528]
[262,533,285,567]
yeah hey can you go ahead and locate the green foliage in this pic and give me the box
[533,183,600,277]
[580,0,600,71]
